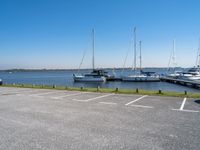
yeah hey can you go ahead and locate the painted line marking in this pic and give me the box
[125,95,148,106]
[180,97,187,110]
[130,104,153,109]
[52,92,88,99]
[0,90,35,96]
[171,97,199,113]
[29,91,62,97]
[72,93,114,102]
[172,109,199,113]
[99,102,117,105]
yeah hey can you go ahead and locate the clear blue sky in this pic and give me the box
[0,0,200,69]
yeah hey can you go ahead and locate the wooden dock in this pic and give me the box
[160,77,200,89]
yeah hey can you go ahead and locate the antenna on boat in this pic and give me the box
[92,28,95,71]
[139,40,142,74]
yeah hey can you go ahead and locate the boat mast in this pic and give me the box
[92,29,95,71]
[139,41,142,74]
[172,39,176,71]
[134,27,137,72]
[198,38,200,70]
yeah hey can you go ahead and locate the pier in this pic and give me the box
[160,77,200,89]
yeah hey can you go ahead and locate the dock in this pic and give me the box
[160,77,200,89]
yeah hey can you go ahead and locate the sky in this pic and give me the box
[0,0,200,69]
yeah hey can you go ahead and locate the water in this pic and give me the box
[0,68,199,93]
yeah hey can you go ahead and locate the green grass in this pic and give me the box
[1,83,200,98]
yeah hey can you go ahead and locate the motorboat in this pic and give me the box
[178,67,200,80]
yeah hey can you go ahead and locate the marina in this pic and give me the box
[0,69,200,93]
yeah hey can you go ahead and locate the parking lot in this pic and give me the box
[0,87,200,150]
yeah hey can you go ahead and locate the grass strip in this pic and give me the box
[1,84,200,98]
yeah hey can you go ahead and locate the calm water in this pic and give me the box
[0,69,200,93]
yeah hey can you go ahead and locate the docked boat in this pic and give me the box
[121,27,160,82]
[175,39,200,80]
[73,29,106,82]
[178,67,200,80]
[165,40,181,79]
[73,69,106,82]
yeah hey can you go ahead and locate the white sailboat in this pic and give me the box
[122,27,160,82]
[166,39,181,78]
[73,29,106,82]
[178,39,200,80]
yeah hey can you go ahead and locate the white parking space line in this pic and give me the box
[172,109,199,113]
[99,102,117,105]
[180,98,187,110]
[0,90,35,96]
[172,97,199,113]
[29,91,62,97]
[52,92,88,99]
[125,95,148,106]
[72,93,114,102]
[130,104,153,109]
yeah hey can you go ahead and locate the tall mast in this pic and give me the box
[196,38,200,68]
[134,27,137,72]
[92,28,95,70]
[172,39,176,71]
[139,41,142,73]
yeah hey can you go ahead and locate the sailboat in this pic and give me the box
[178,39,200,80]
[122,27,160,82]
[73,29,106,82]
[166,39,181,78]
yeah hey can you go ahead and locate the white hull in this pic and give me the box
[73,75,106,82]
[178,74,200,80]
[122,75,160,82]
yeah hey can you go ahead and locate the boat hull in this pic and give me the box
[73,75,106,82]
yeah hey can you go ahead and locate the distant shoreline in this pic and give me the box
[0,67,183,72]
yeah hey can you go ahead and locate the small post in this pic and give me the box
[136,88,139,93]
[184,91,187,95]
[97,86,100,92]
[115,87,119,92]
[158,90,162,94]
[81,87,83,90]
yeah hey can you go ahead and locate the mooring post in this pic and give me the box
[159,90,162,94]
[81,87,83,90]
[136,88,139,93]
[184,91,187,95]
[115,87,119,92]
[97,86,100,91]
